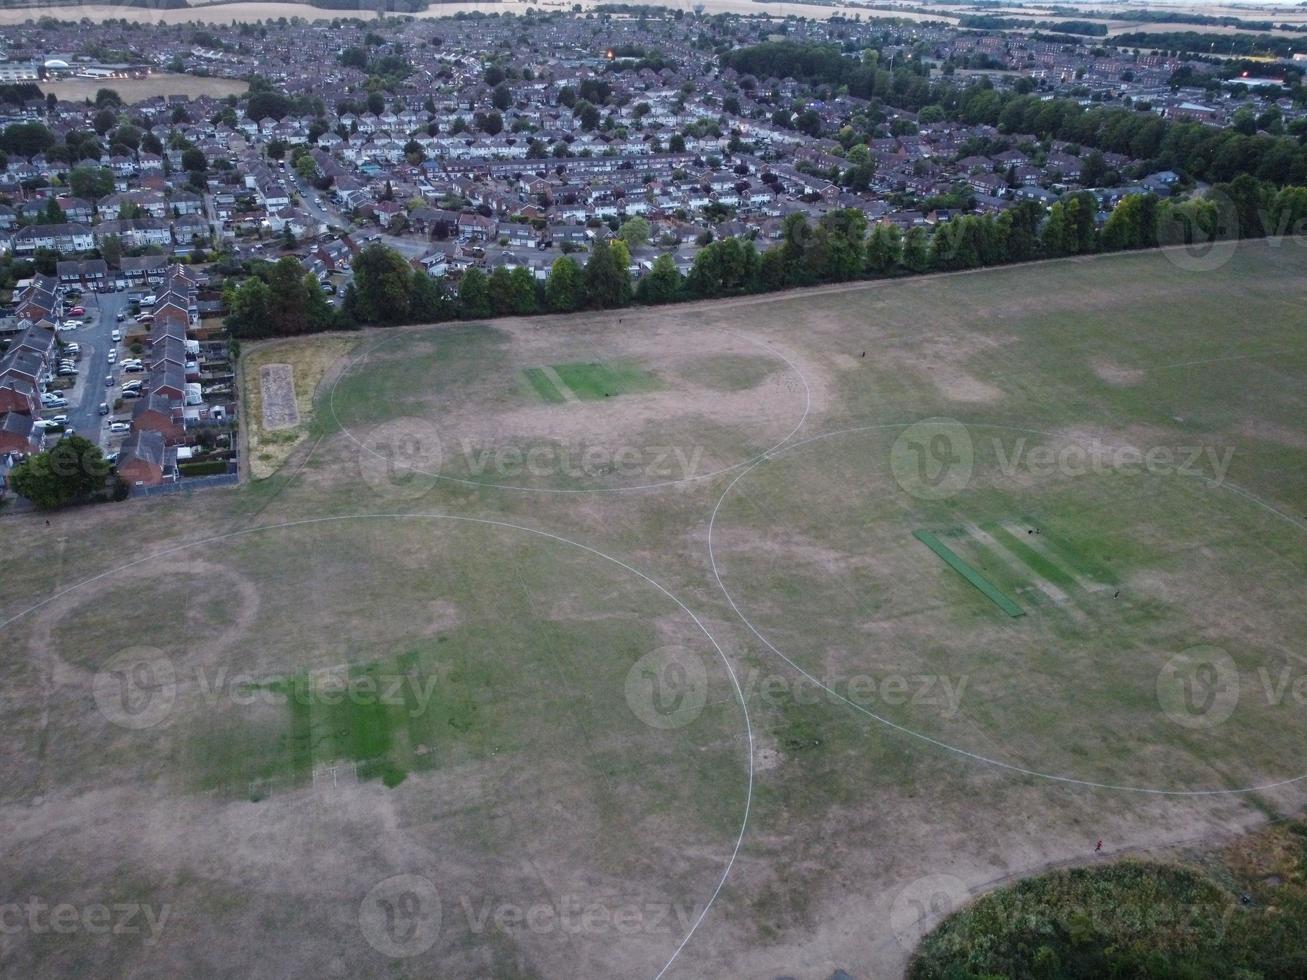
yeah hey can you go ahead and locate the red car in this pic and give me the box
[69,306,86,316]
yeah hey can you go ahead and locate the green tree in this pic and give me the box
[902,226,929,273]
[583,239,629,309]
[617,216,650,248]
[457,267,492,318]
[865,223,902,275]
[508,267,539,315]
[1,121,54,157]
[9,435,109,508]
[409,271,452,322]
[347,244,414,325]
[487,266,515,316]
[546,255,584,312]
[635,253,682,304]
[224,275,272,338]
[68,165,114,200]
[99,234,123,269]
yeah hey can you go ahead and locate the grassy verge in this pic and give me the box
[910,822,1307,979]
[240,333,358,480]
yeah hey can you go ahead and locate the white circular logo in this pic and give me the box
[624,646,709,730]
[92,647,176,730]
[1157,646,1239,730]
[359,873,442,958]
[889,873,969,950]
[357,416,443,500]
[1157,189,1239,274]
[890,419,974,500]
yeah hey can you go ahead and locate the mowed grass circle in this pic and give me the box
[3,515,751,980]
[325,320,810,493]
[709,424,1307,795]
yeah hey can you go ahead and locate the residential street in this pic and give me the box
[63,289,128,449]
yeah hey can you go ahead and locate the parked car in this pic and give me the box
[106,374,114,387]
[69,306,86,316]
[121,389,142,400]
[56,367,77,377]
[49,415,68,425]
[33,418,58,429]
[56,322,78,333]
[108,421,130,433]
[111,329,121,342]
[98,402,109,415]
[115,312,125,322]
[107,351,116,364]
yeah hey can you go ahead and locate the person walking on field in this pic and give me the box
[1095,839,1103,853]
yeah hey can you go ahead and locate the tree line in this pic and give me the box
[226,173,1305,338]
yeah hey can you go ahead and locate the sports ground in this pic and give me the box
[2,241,1306,978]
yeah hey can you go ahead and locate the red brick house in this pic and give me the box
[117,430,175,487]
[0,412,41,455]
[131,394,186,445]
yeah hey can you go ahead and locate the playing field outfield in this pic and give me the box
[2,242,1306,979]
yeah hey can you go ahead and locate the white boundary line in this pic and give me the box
[707,422,1307,797]
[2,514,754,980]
[326,326,812,494]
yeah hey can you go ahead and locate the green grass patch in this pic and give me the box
[1028,520,1121,586]
[985,522,1082,593]
[550,360,661,400]
[914,530,1024,618]
[520,366,566,403]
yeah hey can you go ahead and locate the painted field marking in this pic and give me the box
[1001,522,1105,593]
[963,524,1068,605]
[520,366,566,404]
[538,364,580,404]
[912,530,1024,618]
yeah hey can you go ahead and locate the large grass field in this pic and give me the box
[2,242,1306,978]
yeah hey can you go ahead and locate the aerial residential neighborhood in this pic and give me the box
[2,2,1307,979]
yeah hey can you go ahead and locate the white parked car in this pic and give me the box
[109,421,130,433]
